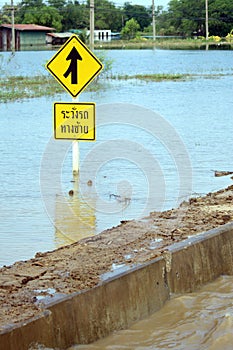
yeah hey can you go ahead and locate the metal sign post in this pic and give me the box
[72,140,79,177]
[46,35,103,176]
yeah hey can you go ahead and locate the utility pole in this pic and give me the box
[90,0,94,51]
[11,0,15,53]
[152,0,156,40]
[205,0,209,40]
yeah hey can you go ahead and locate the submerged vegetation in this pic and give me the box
[0,75,107,102]
[110,72,233,82]
[0,75,64,102]
[1,70,232,102]
[110,73,190,82]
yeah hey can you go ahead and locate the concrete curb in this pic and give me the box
[1,222,233,350]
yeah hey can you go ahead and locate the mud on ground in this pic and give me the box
[0,185,233,329]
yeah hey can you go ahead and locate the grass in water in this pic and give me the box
[109,72,232,82]
[110,73,192,81]
[0,72,232,102]
[0,75,105,102]
[0,75,62,102]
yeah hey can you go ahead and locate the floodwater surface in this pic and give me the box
[0,49,232,266]
[70,275,233,350]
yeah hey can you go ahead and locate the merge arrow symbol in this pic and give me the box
[63,47,82,84]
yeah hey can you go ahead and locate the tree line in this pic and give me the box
[0,0,232,37]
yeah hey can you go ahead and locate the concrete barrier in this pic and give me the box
[166,222,233,293]
[1,222,233,350]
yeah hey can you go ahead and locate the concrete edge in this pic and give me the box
[166,222,233,293]
[1,222,233,349]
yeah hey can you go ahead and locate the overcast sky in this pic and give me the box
[0,0,170,12]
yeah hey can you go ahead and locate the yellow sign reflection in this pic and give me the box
[54,180,96,247]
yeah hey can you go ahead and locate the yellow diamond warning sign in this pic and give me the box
[54,102,95,141]
[46,35,103,97]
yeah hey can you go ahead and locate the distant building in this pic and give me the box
[0,24,54,50]
[46,32,73,46]
[47,29,112,46]
[87,29,111,42]
[111,32,121,40]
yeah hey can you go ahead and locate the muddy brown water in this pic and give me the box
[68,275,233,350]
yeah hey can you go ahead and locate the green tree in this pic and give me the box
[0,4,13,24]
[20,0,44,7]
[123,2,151,31]
[47,0,66,8]
[166,0,205,36]
[38,6,63,31]
[88,0,122,31]
[61,2,89,31]
[159,0,233,37]
[208,0,233,36]
[78,29,89,43]
[143,6,170,36]
[121,18,140,39]
[16,0,63,31]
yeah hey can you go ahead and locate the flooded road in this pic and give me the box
[0,49,233,350]
[70,275,233,350]
[0,49,232,266]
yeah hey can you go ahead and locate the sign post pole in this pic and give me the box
[72,139,79,177]
[72,94,79,177]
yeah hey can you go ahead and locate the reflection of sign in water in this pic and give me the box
[46,35,103,97]
[54,102,95,141]
[54,184,96,247]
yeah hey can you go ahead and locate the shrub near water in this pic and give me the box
[226,30,233,42]
[208,35,221,42]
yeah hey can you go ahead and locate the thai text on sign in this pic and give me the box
[54,102,95,141]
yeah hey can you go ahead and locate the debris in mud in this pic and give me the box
[214,170,233,177]
[28,343,57,350]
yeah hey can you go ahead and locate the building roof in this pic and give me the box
[46,32,73,38]
[0,24,54,32]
